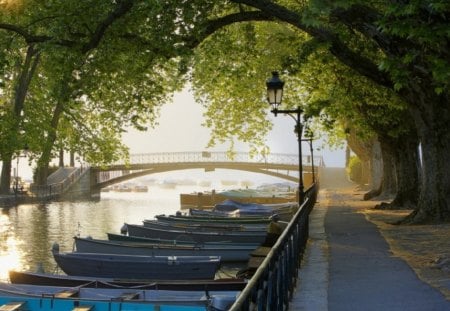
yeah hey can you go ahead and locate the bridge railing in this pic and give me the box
[29,166,88,198]
[114,151,322,167]
[229,183,318,310]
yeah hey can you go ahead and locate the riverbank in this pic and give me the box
[0,194,34,207]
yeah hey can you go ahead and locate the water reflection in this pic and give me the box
[0,173,287,282]
[0,214,22,280]
[0,187,184,281]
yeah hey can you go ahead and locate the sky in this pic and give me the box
[15,86,344,181]
[122,87,346,168]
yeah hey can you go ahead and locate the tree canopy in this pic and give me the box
[0,0,449,222]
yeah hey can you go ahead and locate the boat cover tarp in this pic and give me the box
[219,189,292,198]
[213,199,275,216]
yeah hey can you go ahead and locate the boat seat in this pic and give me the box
[55,289,79,298]
[72,306,93,311]
[0,302,25,311]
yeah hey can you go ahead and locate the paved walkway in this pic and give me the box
[290,188,450,311]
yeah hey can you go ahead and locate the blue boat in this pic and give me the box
[0,297,207,311]
[0,282,239,311]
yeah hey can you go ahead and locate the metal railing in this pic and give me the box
[229,184,318,310]
[29,166,89,198]
[113,151,322,167]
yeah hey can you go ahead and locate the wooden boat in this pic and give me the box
[188,208,241,217]
[0,282,239,311]
[74,236,257,262]
[106,232,261,247]
[142,219,268,232]
[124,223,268,244]
[51,243,220,280]
[189,201,298,221]
[9,270,247,291]
[155,213,274,224]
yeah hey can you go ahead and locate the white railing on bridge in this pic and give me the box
[113,151,322,167]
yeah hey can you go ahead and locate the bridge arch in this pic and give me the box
[91,152,321,190]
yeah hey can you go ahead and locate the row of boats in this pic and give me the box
[2,199,297,310]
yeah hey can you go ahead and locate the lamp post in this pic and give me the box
[266,71,304,203]
[14,146,29,195]
[302,138,316,184]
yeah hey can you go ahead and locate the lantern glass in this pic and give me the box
[266,71,284,110]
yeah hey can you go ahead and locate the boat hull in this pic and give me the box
[0,296,209,311]
[125,223,268,244]
[142,219,268,232]
[9,270,247,291]
[52,250,220,280]
[155,214,273,224]
[0,282,239,311]
[74,236,256,262]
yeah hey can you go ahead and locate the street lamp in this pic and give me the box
[302,125,316,184]
[266,71,304,203]
[14,145,29,195]
[302,138,316,184]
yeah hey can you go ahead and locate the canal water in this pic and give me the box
[0,172,288,282]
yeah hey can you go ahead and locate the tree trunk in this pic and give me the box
[400,89,450,223]
[391,133,420,209]
[369,140,383,190]
[0,45,39,194]
[346,128,373,187]
[378,136,397,199]
[0,158,12,194]
[345,144,350,167]
[35,69,71,186]
[59,148,64,167]
[376,132,419,210]
[363,140,384,200]
[35,100,65,186]
[70,151,75,167]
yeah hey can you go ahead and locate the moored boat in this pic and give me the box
[51,243,220,280]
[106,232,261,247]
[124,223,268,244]
[0,282,240,311]
[8,270,247,291]
[188,201,298,222]
[155,213,274,224]
[74,236,257,262]
[142,219,268,232]
[213,200,298,221]
[0,296,208,311]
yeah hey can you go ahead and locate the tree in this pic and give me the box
[0,23,40,193]
[190,10,419,213]
[1,0,184,187]
[182,0,449,222]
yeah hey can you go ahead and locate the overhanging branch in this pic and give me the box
[231,0,393,89]
[81,0,134,53]
[184,10,275,49]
